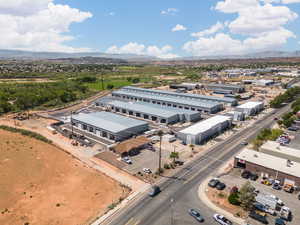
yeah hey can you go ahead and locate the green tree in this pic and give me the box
[169,151,179,164]
[228,193,240,206]
[238,181,255,211]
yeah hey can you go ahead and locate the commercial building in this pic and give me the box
[71,112,149,142]
[236,101,264,116]
[117,86,238,106]
[235,149,300,186]
[112,90,223,114]
[260,141,300,163]
[177,115,232,145]
[96,99,201,124]
[224,111,245,121]
[112,136,150,157]
[206,83,245,93]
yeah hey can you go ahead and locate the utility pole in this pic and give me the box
[158,130,163,175]
[70,111,74,138]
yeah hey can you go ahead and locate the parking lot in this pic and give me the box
[217,170,300,225]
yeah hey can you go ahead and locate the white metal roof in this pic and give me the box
[179,115,231,135]
[261,141,300,160]
[235,149,300,178]
[237,101,263,109]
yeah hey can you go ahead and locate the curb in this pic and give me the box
[198,176,246,225]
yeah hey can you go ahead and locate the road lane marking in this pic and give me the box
[133,219,140,225]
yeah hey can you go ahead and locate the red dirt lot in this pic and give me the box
[0,130,128,225]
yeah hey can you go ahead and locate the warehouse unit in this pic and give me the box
[242,79,274,86]
[112,90,222,114]
[206,83,245,93]
[119,86,237,106]
[177,115,232,145]
[234,149,300,186]
[260,141,300,163]
[71,112,149,142]
[96,99,201,124]
[236,101,264,116]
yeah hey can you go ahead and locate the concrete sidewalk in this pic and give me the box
[198,176,246,225]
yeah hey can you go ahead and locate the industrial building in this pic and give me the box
[177,115,232,145]
[71,112,149,142]
[236,101,264,116]
[112,90,223,114]
[96,99,201,124]
[118,86,238,106]
[234,149,300,186]
[224,111,245,121]
[242,79,274,86]
[260,141,300,163]
[206,83,245,93]
[169,83,201,90]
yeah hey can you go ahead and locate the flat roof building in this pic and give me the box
[206,83,245,93]
[234,149,300,186]
[177,115,232,145]
[236,101,264,116]
[71,112,149,142]
[112,90,223,114]
[120,86,238,106]
[96,99,201,124]
[260,141,300,163]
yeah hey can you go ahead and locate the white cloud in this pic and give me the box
[191,22,225,38]
[183,0,298,56]
[161,8,178,15]
[106,42,178,59]
[0,0,92,52]
[282,0,300,3]
[108,12,115,16]
[172,24,187,32]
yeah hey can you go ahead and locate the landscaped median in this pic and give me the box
[198,176,247,225]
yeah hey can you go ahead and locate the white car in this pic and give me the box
[213,214,232,225]
[143,168,152,174]
[122,157,132,164]
[269,194,284,206]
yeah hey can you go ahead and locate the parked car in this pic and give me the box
[275,218,286,225]
[241,170,252,179]
[272,183,282,190]
[122,157,132,164]
[298,194,300,200]
[241,141,248,146]
[213,214,232,225]
[148,185,160,197]
[208,178,219,188]
[216,182,226,190]
[249,173,258,181]
[143,168,152,174]
[188,209,204,222]
[249,211,268,224]
[287,126,299,131]
[269,194,284,206]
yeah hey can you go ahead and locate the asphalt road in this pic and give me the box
[105,105,291,225]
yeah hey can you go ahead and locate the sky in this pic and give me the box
[0,0,300,58]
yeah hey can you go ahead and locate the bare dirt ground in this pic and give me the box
[0,130,129,225]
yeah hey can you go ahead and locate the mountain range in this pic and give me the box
[0,49,300,61]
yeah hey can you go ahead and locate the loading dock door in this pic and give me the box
[284,178,295,186]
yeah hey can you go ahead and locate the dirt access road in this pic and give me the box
[0,129,129,225]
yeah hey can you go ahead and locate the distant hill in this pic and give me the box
[0,49,156,61]
[0,49,300,62]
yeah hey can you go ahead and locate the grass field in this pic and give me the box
[0,130,128,225]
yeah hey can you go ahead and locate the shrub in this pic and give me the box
[0,125,52,144]
[164,163,170,169]
[228,193,240,206]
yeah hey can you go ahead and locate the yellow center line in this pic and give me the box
[124,217,134,225]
